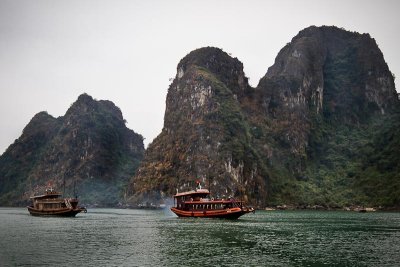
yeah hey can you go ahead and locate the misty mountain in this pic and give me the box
[0,93,144,206]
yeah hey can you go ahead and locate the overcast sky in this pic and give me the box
[0,0,399,154]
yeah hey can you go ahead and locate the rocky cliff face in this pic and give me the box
[130,47,266,204]
[250,26,399,206]
[129,26,400,208]
[256,26,398,165]
[0,94,144,206]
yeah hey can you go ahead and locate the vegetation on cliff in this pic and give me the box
[1,26,398,209]
[0,94,144,206]
[129,26,400,209]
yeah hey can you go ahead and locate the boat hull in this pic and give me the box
[27,206,86,217]
[171,207,252,219]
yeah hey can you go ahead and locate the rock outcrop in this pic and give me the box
[0,93,144,206]
[130,47,265,205]
[129,26,400,208]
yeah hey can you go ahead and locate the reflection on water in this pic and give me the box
[0,208,399,266]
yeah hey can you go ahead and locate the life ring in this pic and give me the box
[211,197,214,201]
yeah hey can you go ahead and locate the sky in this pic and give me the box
[0,0,399,154]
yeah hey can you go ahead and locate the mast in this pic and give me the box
[208,173,211,196]
[63,175,66,196]
[73,179,77,198]
[241,177,243,206]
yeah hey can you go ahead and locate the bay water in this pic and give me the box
[0,208,399,266]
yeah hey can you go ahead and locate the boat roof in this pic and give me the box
[174,189,210,198]
[183,199,242,204]
[30,192,62,199]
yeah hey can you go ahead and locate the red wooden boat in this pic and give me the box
[27,187,87,217]
[171,186,254,219]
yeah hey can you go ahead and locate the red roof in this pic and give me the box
[173,189,210,198]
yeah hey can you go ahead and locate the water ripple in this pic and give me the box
[0,208,399,266]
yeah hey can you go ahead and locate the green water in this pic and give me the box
[0,208,399,266]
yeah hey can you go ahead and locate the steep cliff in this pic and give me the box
[0,93,144,206]
[128,26,399,208]
[252,26,399,206]
[130,47,267,205]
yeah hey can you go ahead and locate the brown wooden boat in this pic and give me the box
[171,186,254,219]
[27,187,87,217]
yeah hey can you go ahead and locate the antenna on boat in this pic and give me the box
[63,175,66,196]
[73,179,77,199]
[208,175,211,196]
[208,174,213,197]
[240,171,246,209]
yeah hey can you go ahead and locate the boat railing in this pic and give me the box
[34,198,62,203]
[65,199,72,209]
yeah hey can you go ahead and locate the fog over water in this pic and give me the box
[0,0,399,154]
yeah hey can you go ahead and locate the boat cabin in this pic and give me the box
[173,189,241,211]
[27,185,86,217]
[30,188,78,211]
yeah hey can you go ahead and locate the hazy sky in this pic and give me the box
[0,0,399,154]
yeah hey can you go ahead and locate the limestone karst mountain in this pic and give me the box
[129,26,400,208]
[1,26,398,209]
[0,93,144,206]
